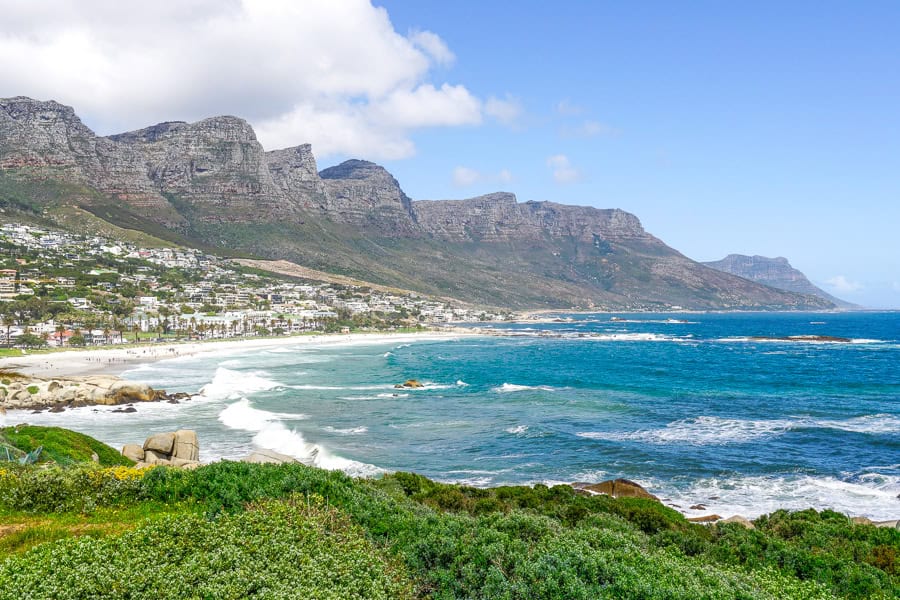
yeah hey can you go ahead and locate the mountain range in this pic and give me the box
[0,96,834,310]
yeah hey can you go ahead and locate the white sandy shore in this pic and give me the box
[0,331,472,379]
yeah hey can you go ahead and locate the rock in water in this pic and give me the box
[395,379,424,388]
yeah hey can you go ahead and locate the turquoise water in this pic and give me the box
[18,313,900,519]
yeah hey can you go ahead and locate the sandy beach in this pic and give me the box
[0,330,472,379]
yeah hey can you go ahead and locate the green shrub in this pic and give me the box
[25,385,39,395]
[0,426,132,466]
[0,495,413,600]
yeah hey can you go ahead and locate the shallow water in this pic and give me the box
[17,312,900,519]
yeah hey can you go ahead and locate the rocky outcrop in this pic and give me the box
[0,374,168,411]
[572,479,659,501]
[703,254,855,309]
[395,379,424,389]
[265,144,328,207]
[413,194,649,244]
[124,429,200,468]
[319,160,418,234]
[241,448,301,465]
[0,97,179,219]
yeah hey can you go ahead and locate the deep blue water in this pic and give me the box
[18,312,900,519]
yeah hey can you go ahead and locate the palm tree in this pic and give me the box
[55,323,66,347]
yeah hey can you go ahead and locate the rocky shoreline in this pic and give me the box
[0,373,186,414]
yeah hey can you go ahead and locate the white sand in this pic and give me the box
[0,331,472,379]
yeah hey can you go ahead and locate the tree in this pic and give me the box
[2,311,15,348]
[17,332,46,348]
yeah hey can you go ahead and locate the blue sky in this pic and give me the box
[371,1,900,307]
[1,1,897,307]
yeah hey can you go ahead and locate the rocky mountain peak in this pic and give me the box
[704,254,854,309]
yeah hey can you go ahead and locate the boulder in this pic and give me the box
[143,432,175,454]
[143,449,171,465]
[169,457,201,469]
[121,444,145,462]
[852,516,873,526]
[395,379,424,388]
[873,520,900,529]
[688,514,722,523]
[720,515,754,529]
[108,381,155,403]
[47,381,62,392]
[172,430,199,461]
[242,449,300,464]
[577,479,659,501]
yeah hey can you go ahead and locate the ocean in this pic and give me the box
[16,312,900,520]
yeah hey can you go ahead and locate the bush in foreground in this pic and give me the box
[0,494,412,600]
[1,453,898,598]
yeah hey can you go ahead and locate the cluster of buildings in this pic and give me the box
[0,223,507,347]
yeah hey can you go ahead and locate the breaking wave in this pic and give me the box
[217,399,382,478]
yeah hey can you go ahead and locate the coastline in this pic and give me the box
[0,329,475,379]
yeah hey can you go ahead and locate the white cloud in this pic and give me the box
[561,119,617,138]
[0,0,506,160]
[485,94,523,126]
[825,275,863,293]
[556,99,584,116]
[546,154,581,184]
[408,29,455,66]
[452,166,514,187]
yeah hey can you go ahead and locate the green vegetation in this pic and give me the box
[0,426,133,467]
[0,428,897,599]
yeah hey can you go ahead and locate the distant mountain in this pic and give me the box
[703,254,858,309]
[0,96,832,310]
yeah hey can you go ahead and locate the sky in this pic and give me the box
[1,1,898,307]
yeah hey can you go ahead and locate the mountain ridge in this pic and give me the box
[703,254,859,309]
[0,96,832,310]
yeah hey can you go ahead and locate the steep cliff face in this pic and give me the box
[0,97,173,215]
[704,254,857,309]
[108,117,294,222]
[265,144,327,208]
[319,160,418,234]
[0,96,835,310]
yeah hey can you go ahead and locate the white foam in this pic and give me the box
[812,414,900,434]
[383,351,393,358]
[322,425,368,435]
[578,416,794,445]
[506,425,529,435]
[198,367,283,401]
[493,383,561,393]
[456,380,469,387]
[217,398,382,478]
[578,413,900,446]
[217,399,306,431]
[657,472,900,521]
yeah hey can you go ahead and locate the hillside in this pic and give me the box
[1,427,897,598]
[704,254,859,309]
[0,96,832,310]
